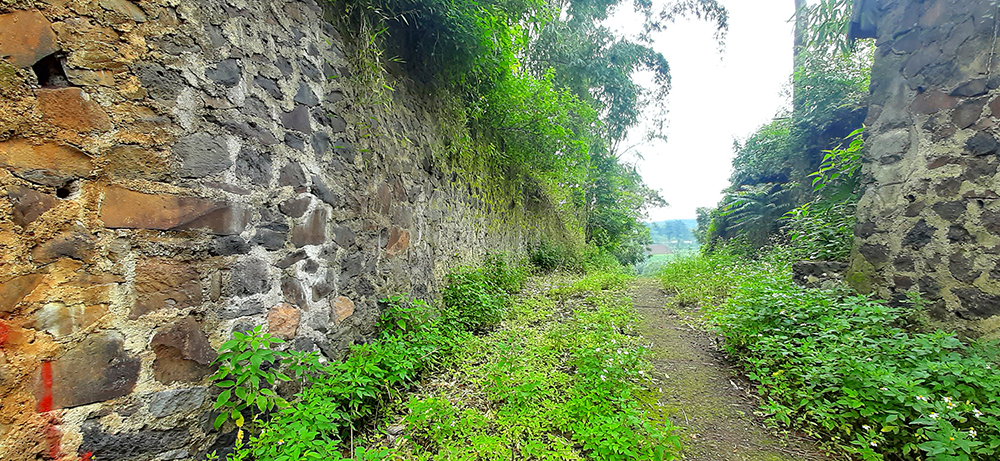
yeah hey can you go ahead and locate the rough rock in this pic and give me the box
[99,186,250,235]
[131,260,201,319]
[0,10,59,68]
[147,387,208,418]
[332,296,354,324]
[174,133,232,178]
[267,303,300,339]
[0,140,94,186]
[291,207,328,247]
[35,331,140,409]
[150,317,218,383]
[7,185,58,227]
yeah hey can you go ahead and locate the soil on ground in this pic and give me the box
[630,278,835,461]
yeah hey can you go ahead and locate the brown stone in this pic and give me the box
[98,0,148,22]
[375,182,391,214]
[32,303,107,337]
[150,317,217,384]
[291,207,328,247]
[35,331,140,410]
[0,10,59,68]
[36,87,114,132]
[99,186,250,235]
[101,145,170,179]
[385,228,410,256]
[911,90,959,115]
[267,303,300,340]
[7,185,58,227]
[279,196,311,218]
[64,68,116,86]
[990,96,1000,118]
[31,231,96,264]
[131,260,201,319]
[281,276,307,308]
[953,98,987,129]
[0,140,94,186]
[332,296,354,323]
[0,273,44,316]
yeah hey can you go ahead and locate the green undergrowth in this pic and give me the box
[208,254,676,460]
[658,253,1000,461]
[389,269,679,460]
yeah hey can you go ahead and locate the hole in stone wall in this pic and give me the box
[55,180,77,199]
[33,54,70,88]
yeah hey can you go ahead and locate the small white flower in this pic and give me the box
[862,425,871,431]
[973,409,983,418]
[944,397,952,403]
[870,441,878,447]
[970,427,978,438]
[929,412,939,419]
[600,375,606,381]
[987,364,992,370]
[880,387,888,392]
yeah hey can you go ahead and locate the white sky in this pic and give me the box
[606,0,796,221]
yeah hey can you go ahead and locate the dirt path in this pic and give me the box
[630,278,833,461]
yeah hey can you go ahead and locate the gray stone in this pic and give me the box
[859,244,890,266]
[932,201,966,221]
[281,276,307,308]
[313,109,347,132]
[966,132,998,156]
[332,226,355,248]
[206,59,241,86]
[305,303,330,333]
[235,146,271,185]
[952,78,989,97]
[954,287,1000,319]
[81,421,190,461]
[230,257,270,296]
[869,129,910,164]
[903,219,936,248]
[950,253,977,283]
[136,63,184,103]
[174,133,231,178]
[219,299,265,320]
[147,387,208,418]
[293,82,318,106]
[299,59,321,81]
[276,249,307,269]
[952,98,986,129]
[948,225,972,243]
[210,235,250,256]
[277,57,293,75]
[312,131,330,157]
[35,331,140,410]
[279,196,311,218]
[278,162,307,189]
[284,132,308,150]
[254,76,282,99]
[251,228,286,251]
[292,207,328,247]
[281,105,311,133]
[311,175,342,207]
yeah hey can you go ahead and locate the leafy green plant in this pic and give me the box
[782,200,855,261]
[211,326,291,430]
[443,267,509,332]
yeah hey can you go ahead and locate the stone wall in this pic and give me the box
[851,0,1000,337]
[0,0,560,459]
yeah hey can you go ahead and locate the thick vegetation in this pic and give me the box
[329,0,726,264]
[659,252,1000,461]
[208,253,677,460]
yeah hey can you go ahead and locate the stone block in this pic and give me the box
[36,87,114,132]
[267,303,300,340]
[35,331,140,410]
[32,303,107,337]
[954,287,1000,320]
[293,82,318,106]
[206,59,241,87]
[281,276,307,308]
[173,133,232,178]
[278,162,307,189]
[291,207,328,247]
[903,219,936,249]
[0,140,94,186]
[150,317,218,384]
[81,421,190,461]
[0,10,59,68]
[98,0,148,22]
[311,175,341,207]
[31,231,97,264]
[0,273,44,316]
[332,296,354,324]
[279,196,311,218]
[99,186,250,235]
[131,259,201,319]
[911,90,959,114]
[965,132,998,156]
[280,105,311,133]
[386,228,410,256]
[230,257,270,296]
[147,387,208,418]
[6,185,58,227]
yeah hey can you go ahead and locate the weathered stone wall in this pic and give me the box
[0,0,560,459]
[851,0,1000,337]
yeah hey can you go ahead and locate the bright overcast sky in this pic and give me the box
[607,0,796,221]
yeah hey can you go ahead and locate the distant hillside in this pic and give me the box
[645,219,698,248]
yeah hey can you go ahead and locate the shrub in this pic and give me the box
[443,267,509,332]
[715,268,1000,460]
[529,240,567,272]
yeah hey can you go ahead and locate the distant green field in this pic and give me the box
[635,250,699,276]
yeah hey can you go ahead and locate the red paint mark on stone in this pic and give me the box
[0,320,8,346]
[80,451,93,461]
[43,415,62,460]
[38,361,53,412]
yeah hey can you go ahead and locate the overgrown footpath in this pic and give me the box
[658,252,1000,461]
[206,254,679,460]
